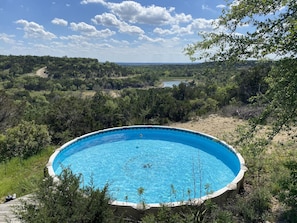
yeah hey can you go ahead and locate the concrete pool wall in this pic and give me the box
[46,125,247,218]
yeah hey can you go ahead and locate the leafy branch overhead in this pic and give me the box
[186,0,297,139]
[185,0,297,61]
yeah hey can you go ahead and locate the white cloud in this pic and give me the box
[60,34,87,42]
[174,13,192,24]
[92,13,144,35]
[108,1,172,24]
[216,4,226,9]
[80,0,106,5]
[90,1,173,25]
[171,24,193,35]
[96,28,116,37]
[51,18,68,26]
[138,34,164,43]
[191,18,216,30]
[70,22,97,32]
[84,0,194,27]
[15,19,56,40]
[154,18,215,37]
[154,25,193,36]
[0,33,15,44]
[93,13,121,26]
[70,22,115,38]
[153,27,174,35]
[119,23,144,35]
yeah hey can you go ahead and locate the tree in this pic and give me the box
[3,120,50,160]
[16,168,117,223]
[185,0,297,61]
[0,90,24,131]
[46,96,93,144]
[185,0,297,138]
[234,63,270,103]
[278,160,297,221]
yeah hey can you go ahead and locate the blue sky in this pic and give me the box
[0,0,229,63]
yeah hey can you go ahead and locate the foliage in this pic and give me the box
[141,201,234,223]
[185,0,297,61]
[255,59,297,139]
[185,0,297,137]
[45,95,95,144]
[234,63,270,103]
[278,160,297,222]
[233,188,271,223]
[1,120,50,160]
[15,168,118,223]
[0,90,24,131]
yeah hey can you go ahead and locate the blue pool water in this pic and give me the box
[53,126,241,204]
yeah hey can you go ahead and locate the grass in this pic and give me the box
[0,146,54,202]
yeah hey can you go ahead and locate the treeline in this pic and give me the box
[0,55,131,78]
[0,55,266,92]
[0,55,158,91]
[129,60,262,83]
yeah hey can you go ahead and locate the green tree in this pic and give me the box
[278,160,297,221]
[46,95,93,144]
[0,90,24,131]
[3,120,50,159]
[234,64,270,103]
[16,168,117,223]
[185,0,297,219]
[185,0,297,138]
[185,0,297,61]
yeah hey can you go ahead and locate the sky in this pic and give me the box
[0,0,233,63]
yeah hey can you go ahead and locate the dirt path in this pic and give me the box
[35,67,48,78]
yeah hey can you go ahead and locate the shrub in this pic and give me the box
[15,168,119,223]
[2,120,50,160]
[278,160,297,222]
[141,201,235,223]
[234,188,271,223]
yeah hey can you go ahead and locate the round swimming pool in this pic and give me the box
[47,126,246,209]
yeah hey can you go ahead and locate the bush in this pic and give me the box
[234,188,271,223]
[278,160,297,222]
[15,168,119,223]
[141,201,235,223]
[2,120,50,160]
